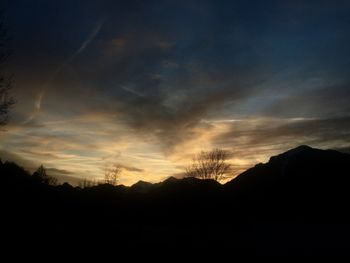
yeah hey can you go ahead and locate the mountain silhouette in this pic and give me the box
[1,145,350,256]
[224,145,350,221]
[229,144,350,187]
[129,180,156,193]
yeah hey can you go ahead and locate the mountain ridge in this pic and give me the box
[126,145,350,190]
[2,145,350,255]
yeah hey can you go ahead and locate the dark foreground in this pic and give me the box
[2,145,350,256]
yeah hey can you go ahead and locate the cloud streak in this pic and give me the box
[23,20,105,124]
[61,19,105,68]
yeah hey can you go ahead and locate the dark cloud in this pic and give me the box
[261,83,350,118]
[214,116,350,151]
[2,0,350,183]
[89,25,271,152]
[20,150,61,160]
[119,164,144,173]
[46,167,73,175]
[6,0,275,153]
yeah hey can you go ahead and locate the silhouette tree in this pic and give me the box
[0,14,15,126]
[32,165,58,185]
[186,148,232,182]
[104,164,121,185]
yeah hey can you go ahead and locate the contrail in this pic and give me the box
[58,20,104,71]
[72,22,103,58]
[23,20,105,124]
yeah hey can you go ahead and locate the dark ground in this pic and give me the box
[2,145,350,257]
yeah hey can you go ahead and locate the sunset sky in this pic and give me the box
[1,0,350,185]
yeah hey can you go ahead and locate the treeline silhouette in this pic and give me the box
[2,145,350,256]
[0,14,15,126]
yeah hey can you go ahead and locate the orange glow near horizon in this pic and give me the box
[1,106,341,186]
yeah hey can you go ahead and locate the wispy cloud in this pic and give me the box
[4,1,350,185]
[22,20,105,125]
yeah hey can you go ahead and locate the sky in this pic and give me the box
[1,0,350,185]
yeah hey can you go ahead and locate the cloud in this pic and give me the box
[261,83,350,118]
[0,149,37,170]
[96,43,267,153]
[0,149,81,185]
[46,167,73,175]
[119,164,144,173]
[4,0,350,185]
[22,19,105,125]
[22,91,45,124]
[20,149,62,160]
[212,116,350,159]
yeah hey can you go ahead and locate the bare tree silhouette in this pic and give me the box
[32,165,58,186]
[186,148,232,182]
[104,164,122,185]
[0,14,15,126]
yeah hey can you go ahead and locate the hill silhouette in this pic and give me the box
[1,145,350,256]
[225,145,350,220]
